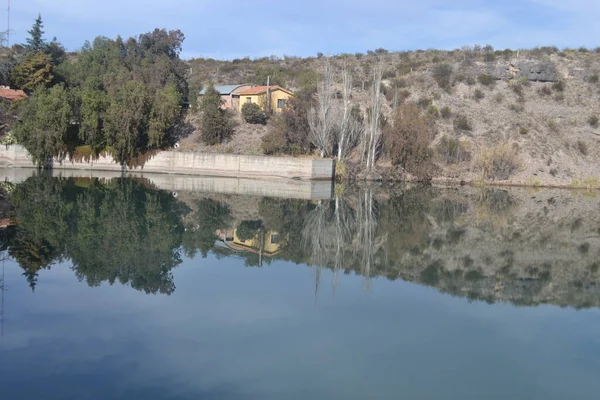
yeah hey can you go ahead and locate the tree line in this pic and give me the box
[1,15,188,166]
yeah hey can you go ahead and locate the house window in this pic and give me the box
[246,97,252,103]
[270,234,280,244]
[277,99,286,109]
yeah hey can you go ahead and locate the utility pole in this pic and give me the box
[266,75,270,115]
[6,0,9,49]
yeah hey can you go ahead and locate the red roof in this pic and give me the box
[238,85,293,95]
[0,88,27,101]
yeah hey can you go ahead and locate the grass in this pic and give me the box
[476,143,521,180]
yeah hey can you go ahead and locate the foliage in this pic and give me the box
[13,84,74,166]
[10,52,54,92]
[437,136,471,164]
[577,140,588,156]
[7,176,186,293]
[588,115,598,128]
[242,102,268,125]
[262,117,288,154]
[552,81,565,92]
[477,143,521,180]
[199,84,233,145]
[473,89,485,101]
[431,63,453,90]
[25,14,46,54]
[383,103,434,176]
[237,220,264,241]
[14,28,187,165]
[453,115,472,132]
[477,73,495,87]
[440,106,451,118]
[182,198,231,258]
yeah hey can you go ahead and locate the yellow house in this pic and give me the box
[216,228,283,257]
[237,85,294,113]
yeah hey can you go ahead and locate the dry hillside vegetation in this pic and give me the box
[186,47,600,186]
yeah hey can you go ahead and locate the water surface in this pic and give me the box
[0,173,599,399]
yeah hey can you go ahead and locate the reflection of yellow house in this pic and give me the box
[237,85,294,113]
[216,229,283,257]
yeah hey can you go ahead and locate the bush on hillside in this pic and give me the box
[437,136,471,164]
[383,103,435,177]
[588,115,599,128]
[242,102,268,125]
[477,73,496,87]
[453,115,472,132]
[432,63,453,90]
[477,144,521,180]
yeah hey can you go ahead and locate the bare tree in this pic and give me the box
[361,64,383,171]
[308,57,336,157]
[336,64,362,160]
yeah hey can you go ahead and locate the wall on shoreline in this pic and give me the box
[0,167,334,200]
[0,145,335,181]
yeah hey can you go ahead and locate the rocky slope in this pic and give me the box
[187,47,600,186]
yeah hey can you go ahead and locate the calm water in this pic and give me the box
[1,174,600,399]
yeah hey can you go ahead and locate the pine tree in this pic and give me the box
[200,85,233,145]
[25,14,46,53]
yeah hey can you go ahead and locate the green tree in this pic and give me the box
[14,84,74,166]
[78,78,109,151]
[200,84,233,145]
[103,80,150,165]
[10,52,53,92]
[25,14,46,54]
[149,83,182,146]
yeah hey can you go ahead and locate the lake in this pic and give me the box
[0,171,599,399]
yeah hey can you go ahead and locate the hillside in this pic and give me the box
[186,47,600,186]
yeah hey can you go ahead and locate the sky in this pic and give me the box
[5,0,600,60]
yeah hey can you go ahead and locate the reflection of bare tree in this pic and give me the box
[301,200,334,300]
[354,189,381,290]
[333,192,356,291]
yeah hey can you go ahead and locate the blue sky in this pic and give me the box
[7,0,600,59]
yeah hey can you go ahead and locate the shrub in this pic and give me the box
[453,115,472,132]
[417,97,432,109]
[494,93,504,103]
[432,63,453,90]
[538,86,553,96]
[519,126,529,135]
[474,89,485,101]
[261,117,288,154]
[554,93,565,102]
[477,144,521,180]
[477,73,495,87]
[577,140,588,156]
[440,106,452,118]
[509,80,525,97]
[508,103,524,112]
[437,136,471,164]
[426,105,439,118]
[242,102,268,125]
[588,74,599,84]
[383,103,435,177]
[552,81,565,92]
[588,115,599,128]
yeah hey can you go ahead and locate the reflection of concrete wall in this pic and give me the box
[0,145,335,181]
[0,168,334,200]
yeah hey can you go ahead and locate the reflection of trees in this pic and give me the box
[7,175,187,294]
[182,198,231,258]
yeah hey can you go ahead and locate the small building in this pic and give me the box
[0,87,27,101]
[237,85,294,114]
[199,84,256,111]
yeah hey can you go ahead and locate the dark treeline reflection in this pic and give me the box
[1,175,600,308]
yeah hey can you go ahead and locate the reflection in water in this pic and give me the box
[1,174,600,308]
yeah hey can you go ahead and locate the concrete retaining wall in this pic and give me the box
[0,145,335,181]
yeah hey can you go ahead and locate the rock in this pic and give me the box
[485,59,559,82]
